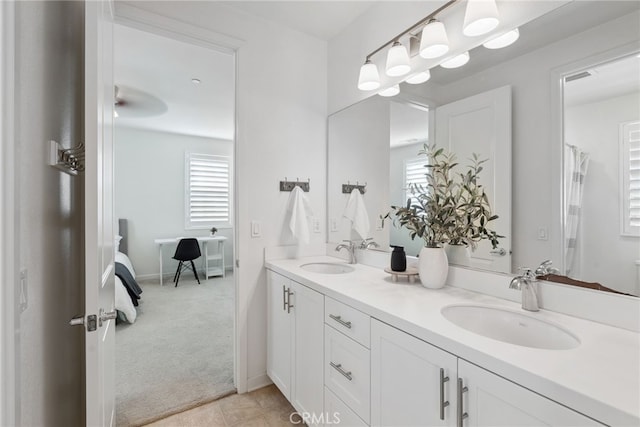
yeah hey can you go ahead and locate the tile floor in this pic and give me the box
[145,385,299,427]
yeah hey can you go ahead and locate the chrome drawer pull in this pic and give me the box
[440,368,450,420]
[329,314,352,329]
[457,378,468,427]
[282,285,287,311]
[286,288,294,313]
[329,362,353,381]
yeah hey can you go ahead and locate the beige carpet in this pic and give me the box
[116,273,235,426]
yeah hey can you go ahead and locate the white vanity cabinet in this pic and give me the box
[371,319,457,427]
[371,319,603,427]
[458,360,603,427]
[267,271,324,422]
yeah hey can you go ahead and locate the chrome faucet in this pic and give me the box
[509,268,539,312]
[359,238,380,250]
[534,259,560,277]
[335,240,357,264]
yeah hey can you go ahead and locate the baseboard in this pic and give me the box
[246,373,272,392]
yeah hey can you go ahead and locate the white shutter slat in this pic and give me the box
[623,121,640,235]
[187,153,230,227]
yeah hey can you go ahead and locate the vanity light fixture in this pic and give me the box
[357,59,381,90]
[440,51,470,69]
[483,28,520,49]
[378,84,400,97]
[386,41,411,77]
[191,78,201,84]
[419,19,450,59]
[356,0,457,91]
[405,70,431,85]
[463,0,500,37]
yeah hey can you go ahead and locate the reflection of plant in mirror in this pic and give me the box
[382,143,502,249]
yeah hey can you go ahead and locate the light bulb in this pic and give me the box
[440,52,470,69]
[463,0,500,37]
[483,28,519,49]
[385,41,411,77]
[379,85,400,97]
[357,60,380,91]
[419,20,449,59]
[405,70,431,85]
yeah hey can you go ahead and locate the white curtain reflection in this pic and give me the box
[564,144,590,275]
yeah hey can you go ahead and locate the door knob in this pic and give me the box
[99,308,117,326]
[490,248,507,256]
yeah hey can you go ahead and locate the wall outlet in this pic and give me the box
[330,218,338,232]
[537,227,548,241]
[312,218,321,233]
[251,220,262,238]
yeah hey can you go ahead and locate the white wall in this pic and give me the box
[327,96,389,248]
[114,126,234,278]
[565,93,640,294]
[117,1,328,391]
[14,1,84,425]
[413,11,640,272]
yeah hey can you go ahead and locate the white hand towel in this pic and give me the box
[288,186,314,244]
[343,188,370,240]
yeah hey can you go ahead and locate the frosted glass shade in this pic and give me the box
[405,70,431,84]
[379,84,400,97]
[483,28,520,49]
[385,42,411,77]
[419,20,450,59]
[357,60,380,91]
[440,52,470,69]
[463,0,500,37]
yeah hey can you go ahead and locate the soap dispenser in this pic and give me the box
[390,245,407,272]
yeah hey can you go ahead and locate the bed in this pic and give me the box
[115,219,141,323]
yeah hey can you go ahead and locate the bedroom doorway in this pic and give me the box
[112,21,237,426]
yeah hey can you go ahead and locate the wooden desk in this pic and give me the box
[154,236,227,285]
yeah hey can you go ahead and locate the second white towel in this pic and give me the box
[343,188,370,239]
[288,186,314,244]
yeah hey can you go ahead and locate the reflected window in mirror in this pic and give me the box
[562,53,640,296]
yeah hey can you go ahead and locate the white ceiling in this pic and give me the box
[114,24,235,140]
[221,1,376,40]
[564,54,640,108]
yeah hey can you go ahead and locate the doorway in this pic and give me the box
[112,22,237,426]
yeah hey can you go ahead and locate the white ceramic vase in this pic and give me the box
[445,244,471,267]
[418,246,449,289]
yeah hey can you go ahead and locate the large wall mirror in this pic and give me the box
[327,1,640,296]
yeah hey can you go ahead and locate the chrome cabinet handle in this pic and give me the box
[457,378,468,427]
[440,368,450,420]
[287,288,294,313]
[329,362,352,381]
[282,285,287,311]
[329,314,352,329]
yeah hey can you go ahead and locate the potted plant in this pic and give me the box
[210,227,218,236]
[383,143,502,288]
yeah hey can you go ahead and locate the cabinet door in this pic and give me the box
[371,319,458,427]
[458,360,603,426]
[291,281,325,421]
[267,271,292,399]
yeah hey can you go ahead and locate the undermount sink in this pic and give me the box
[300,262,354,274]
[441,304,580,350]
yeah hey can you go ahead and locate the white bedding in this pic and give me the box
[115,250,138,323]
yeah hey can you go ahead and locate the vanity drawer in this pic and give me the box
[324,325,370,424]
[324,386,368,427]
[325,296,370,348]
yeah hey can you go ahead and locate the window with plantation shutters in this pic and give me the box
[622,121,640,236]
[404,157,429,206]
[186,153,231,229]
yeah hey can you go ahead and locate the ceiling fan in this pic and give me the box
[114,85,168,118]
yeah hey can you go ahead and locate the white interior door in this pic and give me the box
[84,1,116,426]
[435,86,512,273]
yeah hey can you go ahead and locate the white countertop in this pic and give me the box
[266,256,640,426]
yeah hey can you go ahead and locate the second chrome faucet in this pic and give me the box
[509,267,539,312]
